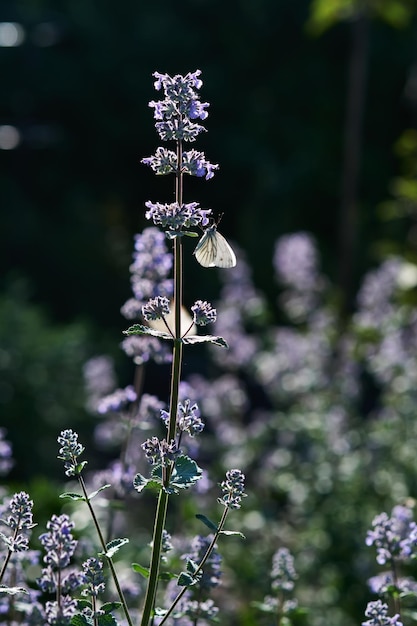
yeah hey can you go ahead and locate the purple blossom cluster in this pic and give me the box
[160,400,204,438]
[366,505,417,565]
[362,600,403,626]
[218,469,246,509]
[148,70,209,142]
[144,200,211,231]
[37,514,82,625]
[273,232,326,322]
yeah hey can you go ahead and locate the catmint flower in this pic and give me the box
[121,335,172,365]
[184,535,222,590]
[362,599,403,626]
[141,436,178,466]
[96,385,137,414]
[366,505,416,564]
[45,596,78,625]
[39,515,77,570]
[191,300,217,326]
[218,469,247,509]
[270,547,297,592]
[142,296,170,321]
[144,200,211,230]
[6,491,35,532]
[161,400,204,437]
[149,70,209,142]
[81,557,105,598]
[185,598,219,622]
[142,147,177,175]
[57,429,85,477]
[142,147,218,181]
[1,491,35,553]
[182,149,218,179]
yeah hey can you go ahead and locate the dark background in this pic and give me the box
[0,0,416,476]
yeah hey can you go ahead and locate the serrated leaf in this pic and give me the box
[59,492,85,501]
[195,514,218,532]
[171,455,203,489]
[177,572,195,587]
[70,615,91,626]
[88,484,111,500]
[103,537,129,558]
[0,585,28,595]
[133,473,162,494]
[182,334,228,348]
[219,530,246,538]
[123,324,172,340]
[186,558,198,574]
[132,563,150,578]
[101,602,123,613]
[133,473,149,493]
[76,599,92,610]
[151,456,202,492]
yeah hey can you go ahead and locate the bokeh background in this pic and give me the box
[1,1,417,624]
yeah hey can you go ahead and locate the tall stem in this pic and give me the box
[77,474,134,626]
[140,139,184,626]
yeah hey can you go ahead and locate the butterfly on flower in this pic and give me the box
[193,220,236,268]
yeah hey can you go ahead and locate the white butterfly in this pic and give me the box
[193,224,237,268]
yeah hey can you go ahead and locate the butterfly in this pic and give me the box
[193,223,237,268]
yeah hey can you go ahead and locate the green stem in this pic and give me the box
[140,489,169,626]
[77,474,134,626]
[158,506,230,626]
[140,138,185,626]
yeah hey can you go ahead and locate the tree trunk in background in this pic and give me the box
[338,12,370,314]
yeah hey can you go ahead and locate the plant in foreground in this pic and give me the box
[39,69,247,626]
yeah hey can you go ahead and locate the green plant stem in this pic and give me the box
[0,524,21,584]
[77,473,134,626]
[158,506,230,626]
[140,138,185,626]
[140,488,169,626]
[0,549,11,585]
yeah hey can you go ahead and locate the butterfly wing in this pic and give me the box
[212,229,237,268]
[194,225,237,268]
[194,226,218,267]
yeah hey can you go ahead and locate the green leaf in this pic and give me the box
[76,461,88,474]
[177,572,196,587]
[132,563,150,578]
[152,455,203,493]
[101,602,123,613]
[133,473,162,494]
[88,484,111,500]
[219,530,246,539]
[70,616,91,626]
[59,492,85,501]
[102,537,129,558]
[0,584,28,595]
[171,455,203,489]
[195,514,218,531]
[182,334,228,348]
[183,230,199,238]
[123,324,171,340]
[186,558,198,574]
